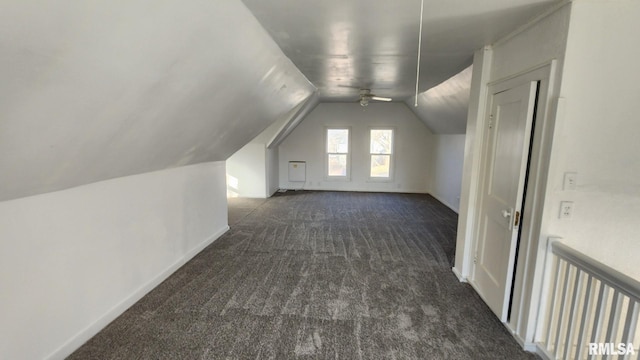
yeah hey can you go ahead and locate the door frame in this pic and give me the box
[469,80,539,322]
[463,61,558,348]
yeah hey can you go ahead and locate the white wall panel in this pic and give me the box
[548,0,640,280]
[431,135,466,212]
[0,0,314,201]
[226,143,267,198]
[0,162,228,360]
[278,103,434,193]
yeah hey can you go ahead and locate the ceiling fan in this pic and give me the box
[359,89,392,107]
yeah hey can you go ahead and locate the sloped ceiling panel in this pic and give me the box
[406,65,472,134]
[242,0,560,101]
[0,1,314,201]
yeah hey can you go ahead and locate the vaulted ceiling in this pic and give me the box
[242,0,561,103]
[1,0,562,201]
[0,1,314,201]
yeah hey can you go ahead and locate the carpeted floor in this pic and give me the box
[70,191,538,359]
[227,197,267,226]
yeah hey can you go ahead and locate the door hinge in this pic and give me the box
[473,253,477,264]
[514,211,521,227]
[488,114,494,129]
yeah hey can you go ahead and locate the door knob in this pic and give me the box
[501,209,512,218]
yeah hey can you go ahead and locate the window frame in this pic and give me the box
[325,127,351,181]
[368,127,395,182]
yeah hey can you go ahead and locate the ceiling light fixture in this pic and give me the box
[414,0,425,107]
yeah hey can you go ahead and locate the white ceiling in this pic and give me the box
[0,0,565,201]
[406,66,473,134]
[242,0,561,102]
[0,1,314,201]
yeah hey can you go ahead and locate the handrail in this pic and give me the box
[538,240,640,360]
[551,240,640,302]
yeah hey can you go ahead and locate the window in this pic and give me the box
[370,129,393,178]
[326,128,350,178]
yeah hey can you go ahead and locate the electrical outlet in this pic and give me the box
[563,172,577,190]
[559,201,573,219]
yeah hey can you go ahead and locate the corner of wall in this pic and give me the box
[452,266,467,282]
[454,46,493,276]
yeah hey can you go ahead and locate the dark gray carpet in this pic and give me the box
[70,191,538,359]
[227,197,267,226]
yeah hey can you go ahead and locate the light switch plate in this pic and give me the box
[563,172,577,190]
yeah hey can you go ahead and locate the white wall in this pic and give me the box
[547,0,640,280]
[226,143,267,198]
[407,66,472,134]
[225,99,314,198]
[453,3,572,345]
[278,102,434,193]
[0,0,313,201]
[453,47,493,281]
[0,162,228,360]
[455,3,571,278]
[431,135,466,212]
[266,147,280,196]
[455,1,640,346]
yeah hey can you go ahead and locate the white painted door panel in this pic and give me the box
[472,81,537,321]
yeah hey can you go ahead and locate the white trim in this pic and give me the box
[268,187,280,197]
[451,266,467,282]
[510,328,538,353]
[267,92,320,149]
[507,62,559,345]
[367,127,396,182]
[475,80,539,322]
[492,0,572,47]
[291,187,429,194]
[535,343,554,360]
[487,61,556,89]
[455,56,562,355]
[533,236,561,343]
[464,61,558,342]
[553,241,640,301]
[45,225,230,360]
[456,45,493,281]
[325,127,352,181]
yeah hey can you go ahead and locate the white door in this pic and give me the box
[471,81,538,321]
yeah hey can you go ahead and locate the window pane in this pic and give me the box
[370,155,390,177]
[328,154,347,176]
[370,129,392,154]
[327,129,349,153]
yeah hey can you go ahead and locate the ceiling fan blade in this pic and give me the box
[370,96,392,102]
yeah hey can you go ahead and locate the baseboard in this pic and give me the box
[510,330,537,353]
[45,225,230,360]
[451,266,467,282]
[523,342,538,353]
[429,193,459,214]
[535,343,554,360]
[277,186,430,194]
[468,274,540,356]
[268,188,279,197]
[183,225,230,260]
[467,279,493,314]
